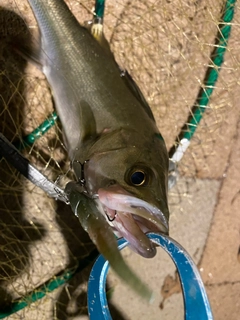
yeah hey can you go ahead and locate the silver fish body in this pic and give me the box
[26,0,169,259]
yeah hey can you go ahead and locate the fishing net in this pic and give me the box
[0,0,239,319]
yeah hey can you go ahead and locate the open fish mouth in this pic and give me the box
[97,185,169,258]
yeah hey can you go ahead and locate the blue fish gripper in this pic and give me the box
[87,233,213,320]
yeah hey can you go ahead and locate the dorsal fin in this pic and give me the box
[121,70,155,121]
[86,19,155,121]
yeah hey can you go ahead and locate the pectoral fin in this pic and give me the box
[62,99,97,159]
[78,100,97,142]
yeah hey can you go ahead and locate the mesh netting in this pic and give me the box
[0,0,239,319]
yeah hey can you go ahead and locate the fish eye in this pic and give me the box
[130,170,147,186]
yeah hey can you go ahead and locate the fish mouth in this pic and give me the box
[98,185,169,258]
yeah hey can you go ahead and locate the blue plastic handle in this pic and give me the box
[88,233,213,320]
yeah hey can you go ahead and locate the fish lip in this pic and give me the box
[98,187,169,233]
[97,186,169,257]
[102,205,168,235]
[129,203,169,233]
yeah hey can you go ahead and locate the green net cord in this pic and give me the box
[0,0,236,318]
[183,0,236,141]
[14,112,58,149]
[94,0,105,19]
[0,249,99,319]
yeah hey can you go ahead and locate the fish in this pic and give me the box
[23,0,170,299]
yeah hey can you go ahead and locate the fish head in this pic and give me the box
[73,129,170,258]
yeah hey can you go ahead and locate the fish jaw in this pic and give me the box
[98,185,169,258]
